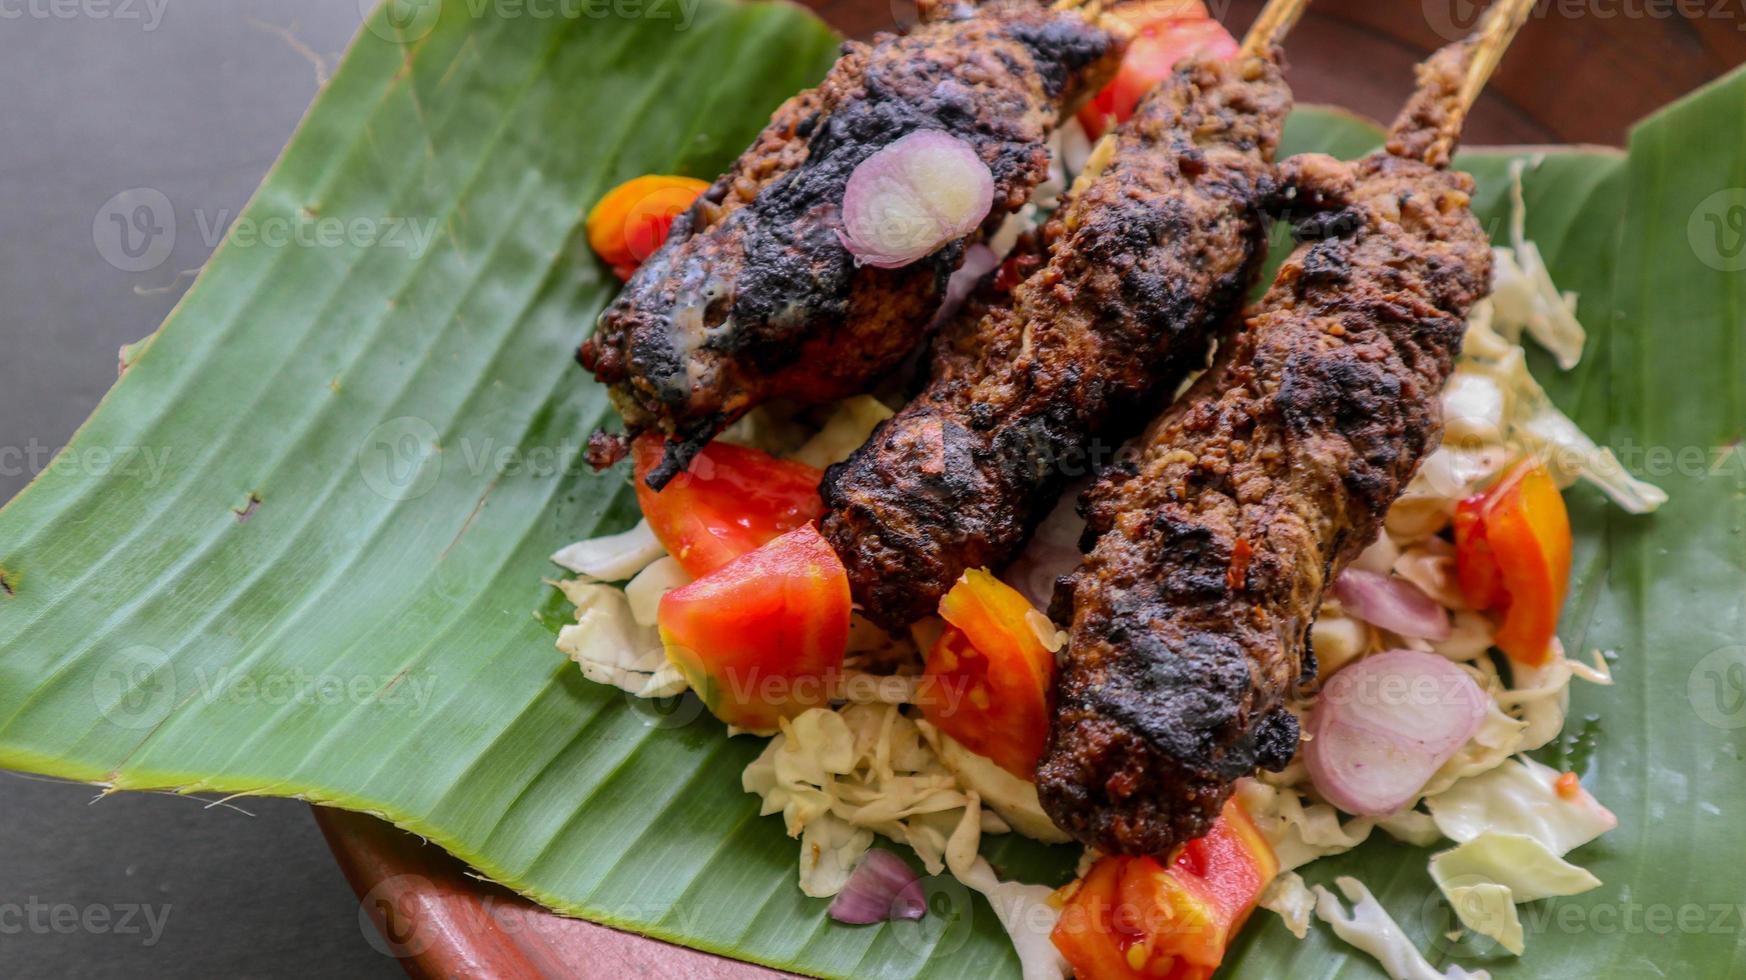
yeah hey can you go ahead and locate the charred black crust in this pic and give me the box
[1038,144,1494,857]
[1008,18,1124,99]
[822,54,1294,632]
[579,1,1125,466]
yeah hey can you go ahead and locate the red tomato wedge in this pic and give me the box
[1050,856,1141,980]
[1454,460,1573,666]
[632,433,825,578]
[1077,2,1238,140]
[1052,798,1278,980]
[586,174,710,281]
[657,523,850,731]
[919,569,1056,779]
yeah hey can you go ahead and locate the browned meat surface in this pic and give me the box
[578,0,1126,488]
[1036,42,1495,856]
[820,52,1292,631]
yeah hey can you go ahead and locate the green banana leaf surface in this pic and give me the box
[1,1,1742,976]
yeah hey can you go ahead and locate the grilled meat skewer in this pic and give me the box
[820,0,1310,631]
[580,0,1127,489]
[1036,0,1534,856]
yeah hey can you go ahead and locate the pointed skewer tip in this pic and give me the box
[1456,0,1538,117]
[1239,0,1311,58]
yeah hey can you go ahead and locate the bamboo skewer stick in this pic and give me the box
[1388,0,1536,168]
[1457,0,1537,118]
[1239,0,1312,58]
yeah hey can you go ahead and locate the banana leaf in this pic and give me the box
[1,1,1741,976]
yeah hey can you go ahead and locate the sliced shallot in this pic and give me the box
[1333,568,1452,641]
[827,849,927,924]
[1304,649,1488,817]
[839,130,994,269]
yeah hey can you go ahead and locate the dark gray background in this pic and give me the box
[1,2,401,976]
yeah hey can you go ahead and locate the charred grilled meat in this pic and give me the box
[579,0,1127,489]
[1036,42,1496,856]
[820,51,1292,631]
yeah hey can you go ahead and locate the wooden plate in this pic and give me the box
[321,4,1741,977]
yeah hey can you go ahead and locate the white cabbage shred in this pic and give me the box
[958,856,1072,980]
[790,394,894,470]
[1259,871,1317,939]
[1428,832,1601,954]
[550,518,666,580]
[1313,877,1491,980]
[742,704,1008,895]
[553,580,686,698]
[1425,756,1617,854]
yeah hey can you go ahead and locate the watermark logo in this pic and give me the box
[1424,0,1746,41]
[363,0,442,42]
[94,188,439,273]
[1413,875,1509,960]
[358,416,443,502]
[358,875,437,958]
[191,666,439,712]
[625,688,709,729]
[93,188,175,274]
[0,0,168,30]
[1689,645,1746,730]
[91,644,178,731]
[1688,188,1746,272]
[362,0,703,43]
[1422,0,1487,41]
[889,874,973,958]
[887,0,921,29]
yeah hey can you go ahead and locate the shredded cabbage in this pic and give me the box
[798,813,874,898]
[1313,876,1491,980]
[1237,780,1376,872]
[743,705,987,888]
[790,395,894,470]
[1494,159,1587,370]
[1455,308,1666,514]
[1425,757,1617,855]
[920,720,1071,843]
[957,857,1071,980]
[550,519,666,581]
[1259,871,1316,939]
[553,580,686,697]
[1439,880,1524,956]
[623,555,689,627]
[1428,831,1602,953]
[1430,832,1601,902]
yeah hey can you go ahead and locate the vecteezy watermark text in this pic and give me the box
[0,440,173,487]
[0,899,172,946]
[190,666,438,712]
[91,644,442,730]
[359,873,705,958]
[360,0,701,43]
[0,0,168,30]
[1423,0,1746,41]
[95,188,439,274]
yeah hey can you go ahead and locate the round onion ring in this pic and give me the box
[838,130,994,269]
[1305,649,1488,817]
